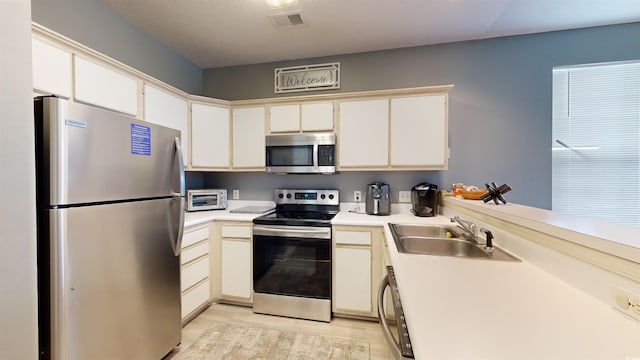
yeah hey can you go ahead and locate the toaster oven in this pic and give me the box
[186,189,227,211]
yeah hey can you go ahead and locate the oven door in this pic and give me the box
[252,225,331,299]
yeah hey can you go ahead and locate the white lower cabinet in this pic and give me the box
[181,280,210,320]
[335,246,371,312]
[333,226,384,318]
[212,221,253,304]
[181,222,212,322]
[221,240,251,298]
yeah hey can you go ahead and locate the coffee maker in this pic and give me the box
[411,183,439,217]
[366,182,390,216]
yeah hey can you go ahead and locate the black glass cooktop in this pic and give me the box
[253,208,338,227]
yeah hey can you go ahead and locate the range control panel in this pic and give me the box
[274,189,339,206]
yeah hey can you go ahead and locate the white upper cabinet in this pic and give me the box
[191,103,230,169]
[32,38,72,98]
[33,26,452,174]
[269,104,300,133]
[301,102,334,131]
[268,102,334,133]
[144,84,189,164]
[390,94,447,167]
[338,99,389,168]
[74,56,138,116]
[232,106,265,169]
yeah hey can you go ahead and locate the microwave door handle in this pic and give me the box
[377,275,404,360]
[313,143,319,170]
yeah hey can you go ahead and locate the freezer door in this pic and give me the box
[42,199,181,360]
[35,97,183,206]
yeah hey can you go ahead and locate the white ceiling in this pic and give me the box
[101,0,640,69]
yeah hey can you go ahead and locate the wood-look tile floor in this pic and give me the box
[169,303,392,359]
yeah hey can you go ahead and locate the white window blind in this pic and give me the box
[552,61,640,227]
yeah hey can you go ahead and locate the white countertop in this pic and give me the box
[184,199,640,359]
[184,200,275,227]
[381,220,640,360]
[338,203,640,359]
[390,249,640,359]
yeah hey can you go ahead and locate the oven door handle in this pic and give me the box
[377,275,405,360]
[253,225,331,238]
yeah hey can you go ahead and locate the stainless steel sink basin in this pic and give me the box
[389,223,461,238]
[389,223,520,261]
[398,236,489,258]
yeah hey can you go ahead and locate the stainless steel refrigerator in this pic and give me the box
[34,97,184,360]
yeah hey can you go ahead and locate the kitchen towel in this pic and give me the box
[171,321,370,360]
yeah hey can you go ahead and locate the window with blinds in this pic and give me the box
[552,61,640,227]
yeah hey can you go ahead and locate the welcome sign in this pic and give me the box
[275,62,340,93]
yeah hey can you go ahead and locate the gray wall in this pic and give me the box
[31,0,203,95]
[202,23,640,209]
[187,171,443,203]
[1,1,39,358]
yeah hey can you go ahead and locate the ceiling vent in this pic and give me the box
[269,11,306,29]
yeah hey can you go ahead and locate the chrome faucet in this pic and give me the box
[450,216,477,242]
[450,216,496,252]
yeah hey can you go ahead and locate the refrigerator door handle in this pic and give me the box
[173,201,184,256]
[172,137,185,256]
[173,137,185,197]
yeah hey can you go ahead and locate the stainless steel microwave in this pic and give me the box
[186,189,227,211]
[265,133,336,174]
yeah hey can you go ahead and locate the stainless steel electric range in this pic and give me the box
[252,189,339,322]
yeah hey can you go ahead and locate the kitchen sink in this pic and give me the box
[389,224,462,238]
[397,236,488,257]
[389,223,520,261]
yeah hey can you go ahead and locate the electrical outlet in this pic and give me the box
[612,284,640,321]
[399,191,411,203]
[233,189,240,200]
[354,191,362,202]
